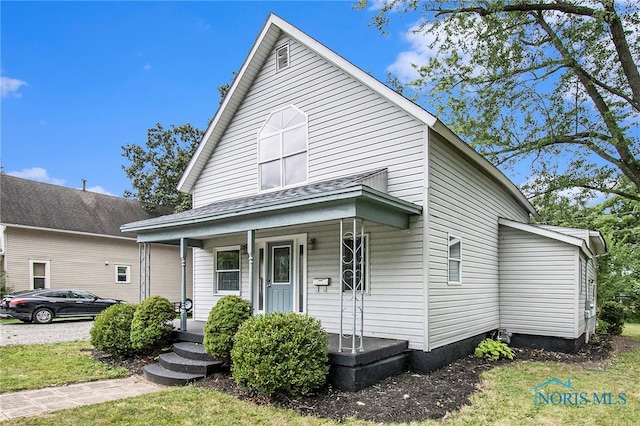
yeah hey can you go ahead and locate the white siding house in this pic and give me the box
[122,14,605,373]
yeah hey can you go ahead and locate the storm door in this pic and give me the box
[266,241,294,312]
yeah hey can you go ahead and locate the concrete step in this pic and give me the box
[143,363,203,386]
[172,342,214,361]
[158,352,223,376]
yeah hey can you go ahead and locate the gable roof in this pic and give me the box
[177,13,536,217]
[498,218,606,257]
[1,174,173,239]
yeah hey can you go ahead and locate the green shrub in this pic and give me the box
[596,319,611,335]
[130,296,175,353]
[90,304,137,358]
[475,338,514,361]
[203,295,252,363]
[600,301,625,335]
[231,312,329,396]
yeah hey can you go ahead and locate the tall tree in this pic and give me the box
[122,123,204,212]
[359,0,640,201]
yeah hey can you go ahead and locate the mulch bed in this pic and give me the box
[93,334,638,424]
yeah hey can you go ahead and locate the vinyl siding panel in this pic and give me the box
[3,227,192,303]
[427,131,530,349]
[499,226,578,338]
[191,219,426,350]
[192,34,425,207]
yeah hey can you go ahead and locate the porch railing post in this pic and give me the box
[339,219,344,352]
[247,230,255,308]
[180,238,188,331]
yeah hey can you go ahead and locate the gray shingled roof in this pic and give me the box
[122,169,396,231]
[1,174,174,238]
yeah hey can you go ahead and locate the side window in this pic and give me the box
[448,235,462,285]
[342,235,369,292]
[215,248,241,293]
[115,265,131,284]
[30,260,50,290]
[258,105,308,191]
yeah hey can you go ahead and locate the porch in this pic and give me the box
[164,320,409,391]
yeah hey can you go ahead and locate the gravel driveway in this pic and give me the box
[0,320,93,346]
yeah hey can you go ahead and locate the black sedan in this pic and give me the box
[0,289,124,324]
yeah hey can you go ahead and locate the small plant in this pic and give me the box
[475,338,514,361]
[596,319,611,335]
[231,312,329,396]
[203,295,252,363]
[600,301,625,335]
[90,304,137,358]
[130,296,175,353]
[0,266,12,298]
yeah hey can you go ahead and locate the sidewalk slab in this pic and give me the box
[0,376,165,420]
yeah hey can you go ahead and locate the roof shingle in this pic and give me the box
[1,175,173,238]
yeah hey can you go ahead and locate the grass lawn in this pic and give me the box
[1,325,639,425]
[0,341,129,393]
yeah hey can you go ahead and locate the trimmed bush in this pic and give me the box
[475,338,514,361]
[231,312,329,396]
[600,301,625,335]
[90,303,137,358]
[130,296,175,353]
[203,295,252,363]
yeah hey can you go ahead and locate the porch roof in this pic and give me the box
[121,171,422,244]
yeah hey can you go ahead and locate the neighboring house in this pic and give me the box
[1,175,192,303]
[122,14,605,372]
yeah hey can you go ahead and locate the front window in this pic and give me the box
[448,235,462,285]
[115,265,131,283]
[216,248,241,293]
[258,105,308,191]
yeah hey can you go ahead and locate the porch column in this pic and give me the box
[338,218,365,353]
[138,243,151,302]
[179,238,188,331]
[247,230,256,307]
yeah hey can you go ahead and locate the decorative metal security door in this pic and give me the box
[266,241,294,312]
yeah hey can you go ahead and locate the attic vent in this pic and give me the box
[276,44,290,71]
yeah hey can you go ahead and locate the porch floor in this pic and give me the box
[172,319,409,391]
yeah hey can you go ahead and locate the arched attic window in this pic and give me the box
[258,105,308,191]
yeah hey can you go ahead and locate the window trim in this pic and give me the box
[29,260,50,290]
[341,233,370,294]
[115,265,131,284]
[215,246,242,294]
[447,234,462,285]
[257,105,308,192]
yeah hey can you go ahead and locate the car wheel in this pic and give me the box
[33,308,54,324]
[184,298,193,311]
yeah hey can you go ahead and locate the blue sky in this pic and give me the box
[3,0,431,196]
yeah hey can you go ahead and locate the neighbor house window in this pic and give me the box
[216,248,241,293]
[448,235,462,285]
[115,265,131,283]
[342,235,369,292]
[30,260,50,289]
[276,44,290,71]
[258,105,307,191]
